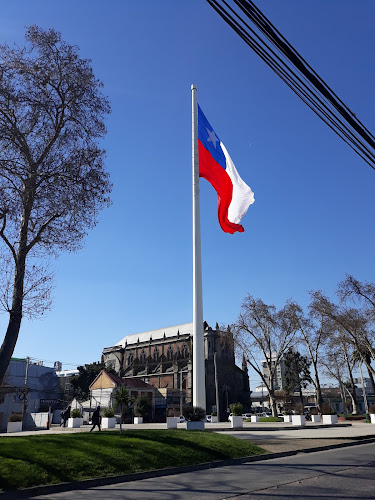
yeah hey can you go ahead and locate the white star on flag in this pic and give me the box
[206,127,218,148]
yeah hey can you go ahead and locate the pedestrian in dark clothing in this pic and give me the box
[90,406,101,432]
[60,406,71,427]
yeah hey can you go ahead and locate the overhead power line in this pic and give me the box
[207,0,375,170]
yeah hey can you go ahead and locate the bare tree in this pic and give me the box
[310,291,375,377]
[0,26,112,384]
[233,295,299,416]
[338,275,375,320]
[293,301,328,412]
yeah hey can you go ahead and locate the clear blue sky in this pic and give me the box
[0,1,374,388]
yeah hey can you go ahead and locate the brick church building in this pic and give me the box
[102,321,251,421]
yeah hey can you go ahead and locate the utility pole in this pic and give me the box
[22,357,30,431]
[214,352,220,421]
[180,369,183,416]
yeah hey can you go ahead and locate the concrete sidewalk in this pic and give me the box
[1,421,374,499]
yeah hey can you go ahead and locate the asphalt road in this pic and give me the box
[28,442,375,500]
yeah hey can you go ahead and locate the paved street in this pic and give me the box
[29,442,375,499]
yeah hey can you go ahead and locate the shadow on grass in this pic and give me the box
[0,430,266,490]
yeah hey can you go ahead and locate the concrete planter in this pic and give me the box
[102,417,116,429]
[311,415,321,423]
[133,416,143,424]
[166,417,178,429]
[283,415,292,423]
[292,415,306,426]
[231,416,243,428]
[370,414,375,424]
[251,415,260,423]
[7,421,22,433]
[68,418,83,428]
[210,416,218,423]
[322,414,338,425]
[186,421,205,431]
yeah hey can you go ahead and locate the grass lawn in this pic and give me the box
[0,430,266,490]
[259,417,283,422]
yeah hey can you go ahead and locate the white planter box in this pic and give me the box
[102,417,116,429]
[134,416,143,424]
[210,416,218,423]
[231,416,243,428]
[283,415,292,423]
[322,415,338,425]
[251,415,259,423]
[166,417,178,429]
[186,421,205,431]
[7,421,23,433]
[370,414,375,424]
[311,415,321,423]
[68,418,83,428]
[292,415,306,426]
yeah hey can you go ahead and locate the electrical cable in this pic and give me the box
[206,0,375,170]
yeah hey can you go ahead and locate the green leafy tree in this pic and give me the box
[284,349,312,414]
[70,362,115,401]
[0,26,112,385]
[133,395,151,420]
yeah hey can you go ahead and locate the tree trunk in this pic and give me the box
[364,357,375,394]
[0,253,26,385]
[268,380,278,417]
[343,347,358,414]
[311,360,323,412]
[0,311,23,384]
[299,383,304,414]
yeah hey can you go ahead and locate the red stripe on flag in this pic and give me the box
[198,140,244,234]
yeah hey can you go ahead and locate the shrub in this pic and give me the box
[71,409,81,418]
[310,407,319,415]
[211,412,217,416]
[182,406,206,421]
[8,413,22,422]
[321,403,336,415]
[133,396,150,418]
[283,410,291,416]
[103,408,114,418]
[369,404,375,414]
[259,417,283,422]
[229,402,243,416]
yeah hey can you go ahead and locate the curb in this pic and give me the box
[2,436,375,499]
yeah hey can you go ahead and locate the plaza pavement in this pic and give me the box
[3,420,375,453]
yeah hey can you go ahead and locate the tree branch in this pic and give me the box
[26,213,60,252]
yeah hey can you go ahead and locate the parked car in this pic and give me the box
[228,413,233,422]
[242,413,252,419]
[178,415,186,423]
[206,415,212,422]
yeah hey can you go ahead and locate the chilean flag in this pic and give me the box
[198,105,254,234]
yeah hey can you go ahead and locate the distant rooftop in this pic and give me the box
[115,322,193,347]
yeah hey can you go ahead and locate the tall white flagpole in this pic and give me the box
[191,84,206,410]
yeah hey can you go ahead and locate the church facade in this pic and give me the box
[102,322,251,421]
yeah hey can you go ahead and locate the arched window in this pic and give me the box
[127,353,133,366]
[153,346,159,362]
[140,349,146,363]
[181,343,189,358]
[167,345,173,361]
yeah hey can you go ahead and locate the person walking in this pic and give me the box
[90,406,101,432]
[60,405,71,427]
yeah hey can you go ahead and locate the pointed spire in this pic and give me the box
[215,322,219,331]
